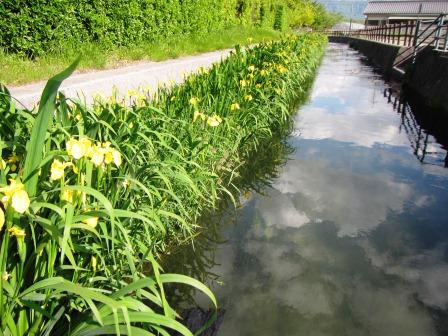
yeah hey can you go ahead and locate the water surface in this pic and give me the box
[174,43,448,335]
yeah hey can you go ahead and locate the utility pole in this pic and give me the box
[349,2,353,31]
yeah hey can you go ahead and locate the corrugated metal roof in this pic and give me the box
[364,1,448,15]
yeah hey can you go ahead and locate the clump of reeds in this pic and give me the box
[0,33,326,335]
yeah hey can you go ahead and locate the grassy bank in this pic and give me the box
[0,26,283,86]
[0,33,326,334]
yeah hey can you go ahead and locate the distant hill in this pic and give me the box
[316,0,368,19]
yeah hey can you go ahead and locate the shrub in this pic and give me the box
[0,0,331,58]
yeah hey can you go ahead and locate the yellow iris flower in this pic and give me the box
[88,142,122,167]
[230,103,240,111]
[193,110,206,123]
[248,65,256,72]
[6,154,20,172]
[122,179,130,188]
[189,96,200,105]
[104,148,122,167]
[2,271,10,281]
[244,95,253,101]
[0,179,30,214]
[7,155,20,164]
[9,226,26,238]
[90,144,105,166]
[276,65,288,74]
[66,137,92,160]
[50,159,73,181]
[206,115,222,127]
[240,80,248,87]
[127,89,138,97]
[62,188,74,203]
[82,216,99,228]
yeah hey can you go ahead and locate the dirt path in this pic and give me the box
[9,49,232,109]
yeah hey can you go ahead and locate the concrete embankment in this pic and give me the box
[329,36,448,115]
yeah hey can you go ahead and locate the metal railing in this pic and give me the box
[394,14,448,67]
[323,14,448,68]
[384,88,448,168]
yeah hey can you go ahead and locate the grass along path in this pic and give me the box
[1,26,283,87]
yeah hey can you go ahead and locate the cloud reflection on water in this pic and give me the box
[211,44,448,336]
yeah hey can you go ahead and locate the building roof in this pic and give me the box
[364,0,448,15]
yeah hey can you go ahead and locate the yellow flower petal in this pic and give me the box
[230,103,240,111]
[70,141,83,159]
[62,188,74,203]
[121,179,130,188]
[11,190,30,214]
[189,96,200,105]
[7,155,20,163]
[91,256,97,272]
[0,208,4,231]
[83,217,98,228]
[0,181,13,196]
[127,89,137,97]
[104,150,113,164]
[112,150,122,167]
[90,145,105,166]
[193,110,202,123]
[79,138,92,157]
[2,271,10,281]
[67,137,91,159]
[206,115,222,127]
[9,226,26,238]
[50,159,66,180]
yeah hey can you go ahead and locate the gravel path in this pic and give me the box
[9,49,232,109]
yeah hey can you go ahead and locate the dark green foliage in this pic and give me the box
[273,5,284,31]
[311,3,345,29]
[0,0,334,59]
[0,0,239,57]
[258,4,266,26]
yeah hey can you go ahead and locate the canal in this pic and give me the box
[170,42,448,335]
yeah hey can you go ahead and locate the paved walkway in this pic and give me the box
[9,49,232,109]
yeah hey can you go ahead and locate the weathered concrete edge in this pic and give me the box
[329,36,448,115]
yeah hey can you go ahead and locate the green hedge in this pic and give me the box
[0,0,325,58]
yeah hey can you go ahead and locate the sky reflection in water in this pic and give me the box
[194,44,448,336]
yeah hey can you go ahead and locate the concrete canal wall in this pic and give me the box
[406,47,448,113]
[329,36,448,115]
